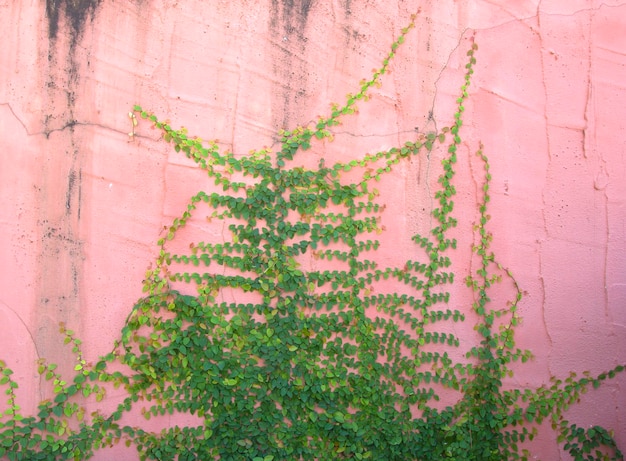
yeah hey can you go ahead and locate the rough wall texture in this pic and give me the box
[0,0,624,459]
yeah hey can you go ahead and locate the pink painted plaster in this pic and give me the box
[1,1,625,459]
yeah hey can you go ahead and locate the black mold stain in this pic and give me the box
[44,0,98,130]
[270,0,313,38]
[46,0,103,41]
[342,0,352,15]
[77,168,82,220]
[36,0,92,367]
[63,166,83,219]
[269,0,315,130]
[66,169,76,211]
[284,0,313,25]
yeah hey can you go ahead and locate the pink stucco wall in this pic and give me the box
[1,1,625,459]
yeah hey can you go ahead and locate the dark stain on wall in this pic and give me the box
[37,0,94,369]
[65,167,82,219]
[342,0,352,15]
[43,0,98,131]
[270,0,313,38]
[283,0,313,24]
[46,0,102,41]
[269,0,316,130]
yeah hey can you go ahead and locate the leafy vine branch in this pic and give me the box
[0,14,624,461]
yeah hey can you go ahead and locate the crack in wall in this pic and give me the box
[538,1,626,18]
[536,0,555,373]
[1,102,141,140]
[580,8,614,332]
[425,27,472,135]
[532,8,626,439]
[0,300,45,401]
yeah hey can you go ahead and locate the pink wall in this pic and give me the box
[1,1,625,459]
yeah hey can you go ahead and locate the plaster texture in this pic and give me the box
[0,1,625,459]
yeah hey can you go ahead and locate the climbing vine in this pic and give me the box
[0,15,624,461]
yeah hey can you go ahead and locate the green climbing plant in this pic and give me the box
[0,14,624,461]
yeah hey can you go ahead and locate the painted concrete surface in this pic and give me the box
[0,1,625,459]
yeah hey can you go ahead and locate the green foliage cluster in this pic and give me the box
[0,15,624,461]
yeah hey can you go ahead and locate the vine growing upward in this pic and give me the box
[0,14,623,461]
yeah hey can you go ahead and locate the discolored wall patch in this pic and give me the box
[46,0,102,41]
